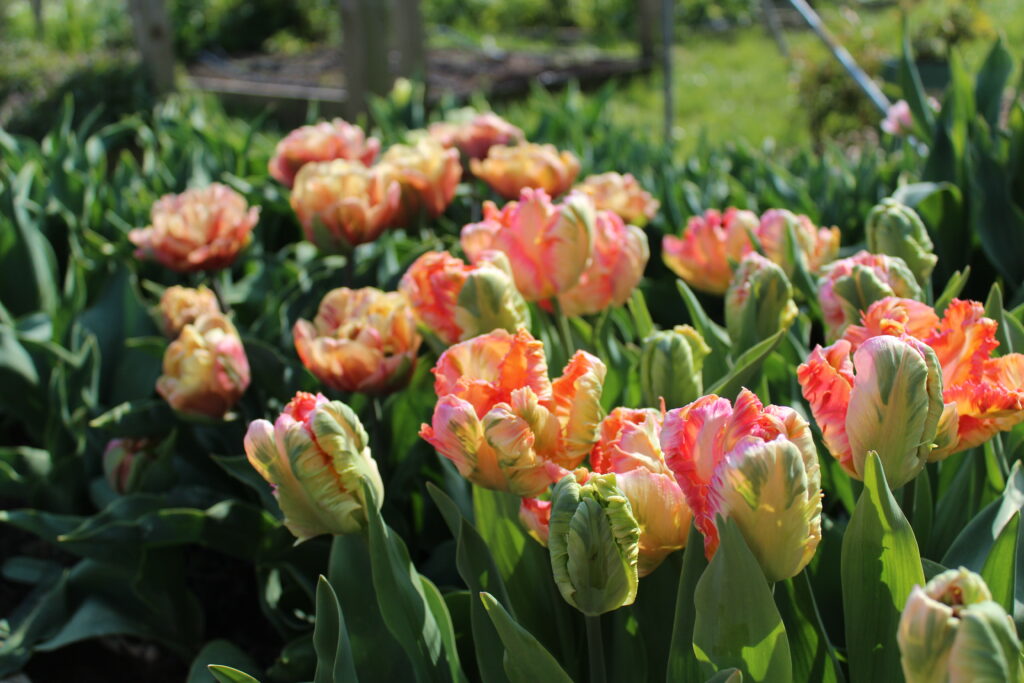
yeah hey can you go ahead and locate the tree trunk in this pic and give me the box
[637,0,659,68]
[126,0,175,94]
[340,0,393,119]
[392,0,426,81]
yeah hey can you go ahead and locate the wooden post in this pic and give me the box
[760,0,789,58]
[31,0,44,39]
[126,0,175,94]
[637,0,659,68]
[392,0,426,81]
[340,0,393,119]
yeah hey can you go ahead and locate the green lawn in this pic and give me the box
[496,0,1024,153]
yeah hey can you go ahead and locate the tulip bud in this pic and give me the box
[157,313,250,418]
[159,285,221,338]
[818,251,923,341]
[725,253,798,352]
[898,568,1022,683]
[866,199,937,288]
[454,252,531,341]
[244,392,385,541]
[102,438,159,494]
[798,335,944,488]
[548,473,640,615]
[639,325,710,409]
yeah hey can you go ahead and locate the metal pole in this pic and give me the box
[661,0,673,145]
[787,0,890,114]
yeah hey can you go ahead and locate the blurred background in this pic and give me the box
[1,0,1020,150]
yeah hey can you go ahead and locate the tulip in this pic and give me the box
[881,99,914,136]
[591,407,691,576]
[798,334,945,487]
[817,251,923,341]
[244,392,384,541]
[103,438,158,494]
[662,208,759,295]
[842,297,1024,457]
[548,473,640,615]
[639,325,710,409]
[129,183,260,272]
[557,209,650,317]
[290,159,401,253]
[293,287,421,395]
[519,496,552,545]
[470,143,580,199]
[268,118,380,188]
[427,109,525,160]
[662,389,822,582]
[379,137,462,222]
[574,172,660,227]
[756,208,840,276]
[866,199,937,288]
[398,250,529,345]
[419,328,606,496]
[157,313,250,418]
[725,252,798,352]
[461,188,595,302]
[159,285,221,338]
[898,567,1021,683]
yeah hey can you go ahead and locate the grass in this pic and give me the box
[496,0,1024,153]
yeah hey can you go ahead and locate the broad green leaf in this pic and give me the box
[628,289,655,340]
[428,483,511,683]
[666,524,709,683]
[943,461,1024,572]
[676,279,731,381]
[706,329,785,400]
[420,575,468,683]
[974,38,1014,128]
[188,641,263,683]
[841,452,925,683]
[208,665,262,683]
[363,479,451,682]
[981,511,1018,617]
[898,19,936,139]
[775,574,842,683]
[933,267,970,315]
[478,593,573,683]
[693,519,791,682]
[313,576,357,683]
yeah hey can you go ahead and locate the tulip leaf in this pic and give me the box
[943,461,1024,572]
[313,576,357,683]
[706,329,785,401]
[478,592,573,683]
[676,279,731,381]
[981,511,1019,617]
[775,574,842,683]
[427,482,512,683]
[841,451,925,683]
[187,640,263,683]
[208,666,262,683]
[704,670,743,683]
[666,524,708,683]
[362,479,461,683]
[628,289,655,340]
[693,518,792,682]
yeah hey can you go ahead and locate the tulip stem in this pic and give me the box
[585,615,605,683]
[551,298,575,358]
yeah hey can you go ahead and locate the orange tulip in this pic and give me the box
[428,110,525,160]
[470,143,580,199]
[290,160,401,252]
[661,390,822,582]
[268,118,380,188]
[756,208,840,275]
[398,250,529,345]
[159,285,221,338]
[129,183,259,272]
[293,287,421,395]
[591,407,692,576]
[662,208,759,295]
[817,250,923,341]
[557,210,650,317]
[157,313,250,418]
[419,328,606,496]
[380,137,462,222]
[842,297,1024,456]
[461,188,595,302]
[574,172,660,227]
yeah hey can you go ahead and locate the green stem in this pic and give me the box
[585,614,605,683]
[344,252,357,286]
[551,298,575,359]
